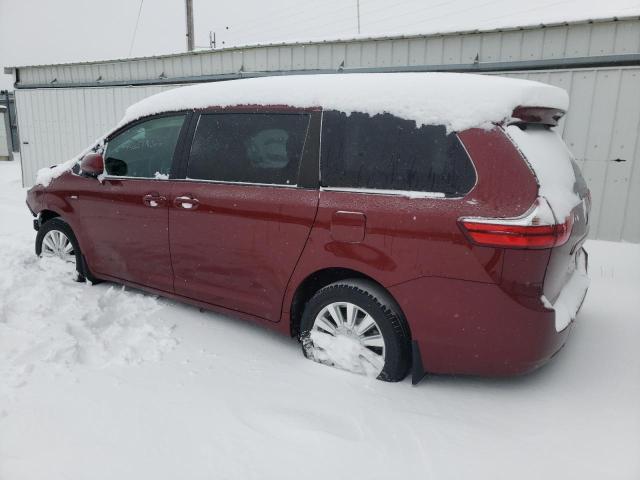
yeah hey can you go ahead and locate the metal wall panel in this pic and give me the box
[500,67,640,242]
[0,108,9,159]
[16,85,179,187]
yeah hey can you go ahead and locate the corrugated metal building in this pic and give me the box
[0,105,10,161]
[5,16,640,242]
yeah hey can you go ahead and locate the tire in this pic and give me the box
[300,279,411,382]
[35,217,94,283]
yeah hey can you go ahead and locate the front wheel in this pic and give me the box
[300,279,411,382]
[35,217,85,282]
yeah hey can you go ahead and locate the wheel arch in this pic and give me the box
[39,209,60,225]
[35,209,99,283]
[288,267,409,339]
[37,205,87,252]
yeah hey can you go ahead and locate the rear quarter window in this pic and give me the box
[321,111,476,196]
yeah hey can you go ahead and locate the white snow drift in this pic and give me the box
[3,155,639,480]
[0,250,177,390]
[0,159,176,392]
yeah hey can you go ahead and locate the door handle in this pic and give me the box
[143,193,167,207]
[174,195,200,210]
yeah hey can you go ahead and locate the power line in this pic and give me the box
[385,0,569,35]
[214,0,353,44]
[205,0,420,47]
[215,0,348,32]
[232,7,365,44]
[361,0,503,30]
[471,0,577,30]
[205,0,572,50]
[128,0,145,57]
[228,0,445,45]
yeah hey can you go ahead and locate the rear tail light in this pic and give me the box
[458,198,573,249]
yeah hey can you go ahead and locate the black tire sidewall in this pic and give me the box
[35,217,85,281]
[300,281,411,382]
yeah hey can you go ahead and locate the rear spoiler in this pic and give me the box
[509,106,565,127]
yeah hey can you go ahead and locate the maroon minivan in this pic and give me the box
[26,75,590,383]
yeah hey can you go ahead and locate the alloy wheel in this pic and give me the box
[41,230,76,264]
[309,301,386,375]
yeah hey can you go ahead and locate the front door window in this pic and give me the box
[104,115,186,179]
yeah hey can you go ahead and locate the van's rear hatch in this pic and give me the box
[505,123,590,330]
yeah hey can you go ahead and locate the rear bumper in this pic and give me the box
[544,247,589,332]
[391,271,581,379]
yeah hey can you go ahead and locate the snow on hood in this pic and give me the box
[35,158,80,188]
[120,73,569,132]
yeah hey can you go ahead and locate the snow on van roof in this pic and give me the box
[120,73,569,133]
[35,73,568,187]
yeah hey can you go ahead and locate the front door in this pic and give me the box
[169,111,319,322]
[75,114,187,292]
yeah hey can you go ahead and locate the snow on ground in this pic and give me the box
[1,158,639,479]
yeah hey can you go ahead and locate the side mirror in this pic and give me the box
[80,153,104,177]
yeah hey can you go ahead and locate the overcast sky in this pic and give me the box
[1,0,639,90]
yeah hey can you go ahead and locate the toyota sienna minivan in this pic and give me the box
[26,73,590,383]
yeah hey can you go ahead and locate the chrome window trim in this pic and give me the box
[100,176,302,191]
[456,132,479,195]
[179,177,299,188]
[319,186,460,199]
[100,174,172,181]
[98,175,298,188]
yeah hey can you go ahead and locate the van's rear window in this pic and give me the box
[321,111,475,196]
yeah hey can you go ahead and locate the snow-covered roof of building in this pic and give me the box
[120,72,569,133]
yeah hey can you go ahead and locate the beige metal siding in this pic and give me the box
[16,85,178,186]
[15,19,640,87]
[501,67,640,242]
[0,107,9,159]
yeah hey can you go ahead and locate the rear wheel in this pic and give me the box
[36,217,86,282]
[300,279,411,382]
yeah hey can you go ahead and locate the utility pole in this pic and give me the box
[356,0,361,34]
[185,0,195,51]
